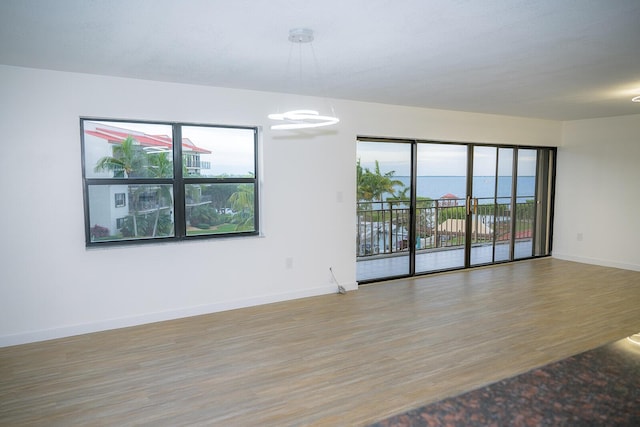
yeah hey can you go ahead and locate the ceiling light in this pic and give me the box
[268,28,339,130]
[632,95,640,103]
[268,110,340,130]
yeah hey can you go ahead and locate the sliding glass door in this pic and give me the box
[356,138,555,283]
[414,143,468,273]
[356,141,412,281]
[469,146,514,266]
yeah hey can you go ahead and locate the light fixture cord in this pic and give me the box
[273,38,297,115]
[309,41,338,117]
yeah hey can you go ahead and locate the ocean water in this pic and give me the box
[392,176,535,202]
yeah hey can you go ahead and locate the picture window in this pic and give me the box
[81,119,259,246]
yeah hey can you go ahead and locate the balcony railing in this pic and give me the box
[357,197,534,257]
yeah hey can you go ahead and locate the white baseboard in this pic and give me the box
[552,253,640,272]
[0,283,354,348]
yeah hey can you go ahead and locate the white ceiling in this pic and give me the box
[1,0,639,121]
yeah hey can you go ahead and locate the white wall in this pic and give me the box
[553,114,640,271]
[0,65,562,346]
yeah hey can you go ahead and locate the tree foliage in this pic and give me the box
[94,135,174,237]
[437,206,466,224]
[357,159,405,202]
[228,184,255,231]
[94,136,147,178]
[94,136,174,179]
[93,135,259,236]
[147,151,173,178]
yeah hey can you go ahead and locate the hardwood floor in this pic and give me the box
[2,258,640,426]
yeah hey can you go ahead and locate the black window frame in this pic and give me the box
[81,117,259,247]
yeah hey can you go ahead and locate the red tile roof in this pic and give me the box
[86,127,211,154]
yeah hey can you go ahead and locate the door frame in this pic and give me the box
[356,136,556,284]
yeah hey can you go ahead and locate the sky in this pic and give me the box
[181,125,255,177]
[357,142,537,177]
[89,121,255,177]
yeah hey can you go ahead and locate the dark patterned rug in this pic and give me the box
[369,340,640,426]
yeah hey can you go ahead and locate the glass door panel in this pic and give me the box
[356,141,412,282]
[415,143,468,273]
[470,146,498,266]
[514,149,537,259]
[495,148,514,262]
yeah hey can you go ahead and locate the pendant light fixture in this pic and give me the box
[268,28,340,130]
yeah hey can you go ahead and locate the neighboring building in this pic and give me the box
[84,121,212,177]
[439,193,459,207]
[437,218,493,238]
[83,121,212,237]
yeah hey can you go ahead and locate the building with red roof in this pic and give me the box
[439,193,460,207]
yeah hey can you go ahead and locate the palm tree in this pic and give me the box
[94,137,175,237]
[387,185,410,206]
[228,184,254,231]
[371,160,403,201]
[94,136,146,236]
[357,159,404,202]
[356,159,368,201]
[147,151,173,178]
[147,152,174,237]
[94,136,146,178]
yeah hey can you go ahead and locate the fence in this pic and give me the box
[357,197,534,257]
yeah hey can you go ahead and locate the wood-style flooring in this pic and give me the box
[2,258,640,426]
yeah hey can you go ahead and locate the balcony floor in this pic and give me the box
[357,240,534,281]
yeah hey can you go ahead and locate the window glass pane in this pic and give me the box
[517,149,537,198]
[472,146,496,200]
[515,149,537,259]
[186,183,255,235]
[416,143,467,177]
[496,148,513,198]
[495,148,514,262]
[181,126,255,178]
[84,121,173,179]
[87,184,174,242]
